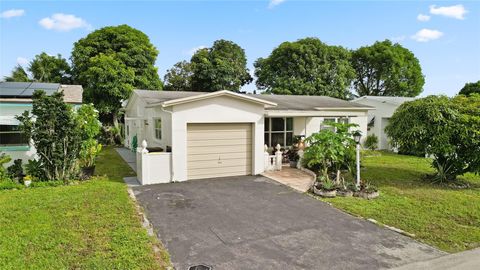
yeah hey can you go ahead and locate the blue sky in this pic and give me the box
[1,0,479,96]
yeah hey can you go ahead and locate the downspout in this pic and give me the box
[160,106,175,183]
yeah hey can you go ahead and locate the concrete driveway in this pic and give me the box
[132,176,444,270]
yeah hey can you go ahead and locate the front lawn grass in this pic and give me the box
[323,151,480,253]
[0,146,170,269]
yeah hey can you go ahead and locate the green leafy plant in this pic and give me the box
[16,90,82,181]
[7,159,24,182]
[360,181,378,193]
[386,95,480,182]
[318,177,336,191]
[76,104,102,168]
[25,159,46,181]
[0,153,12,181]
[364,134,379,150]
[303,122,358,184]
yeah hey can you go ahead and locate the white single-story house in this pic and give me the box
[353,96,415,150]
[0,82,83,164]
[124,90,373,184]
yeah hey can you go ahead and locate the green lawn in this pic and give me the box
[0,147,171,269]
[322,151,480,253]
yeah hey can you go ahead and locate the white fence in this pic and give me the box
[136,140,172,185]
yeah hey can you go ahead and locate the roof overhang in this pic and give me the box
[265,110,371,117]
[156,90,277,108]
[314,107,375,111]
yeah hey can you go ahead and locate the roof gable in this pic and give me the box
[161,90,277,108]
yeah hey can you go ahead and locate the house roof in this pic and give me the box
[133,90,372,111]
[353,96,416,106]
[0,82,83,104]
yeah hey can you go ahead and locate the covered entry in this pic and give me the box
[187,123,253,180]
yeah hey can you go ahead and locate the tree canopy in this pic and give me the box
[385,95,480,182]
[254,38,355,99]
[29,52,72,83]
[188,39,252,92]
[79,54,135,125]
[4,65,30,82]
[351,40,424,97]
[72,24,162,90]
[459,81,480,96]
[163,60,193,91]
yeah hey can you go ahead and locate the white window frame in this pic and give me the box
[153,118,162,140]
[320,117,350,132]
[265,117,293,147]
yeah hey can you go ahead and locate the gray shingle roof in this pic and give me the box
[134,90,372,110]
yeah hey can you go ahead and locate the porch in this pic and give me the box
[262,166,315,193]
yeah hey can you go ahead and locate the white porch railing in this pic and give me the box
[264,144,283,171]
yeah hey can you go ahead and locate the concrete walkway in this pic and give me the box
[391,247,480,270]
[115,147,137,172]
[262,166,315,192]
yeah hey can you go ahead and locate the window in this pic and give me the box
[0,125,29,146]
[154,119,162,140]
[264,117,293,147]
[320,117,349,132]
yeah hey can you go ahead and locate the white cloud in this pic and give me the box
[16,57,29,66]
[39,13,91,31]
[417,14,430,22]
[429,4,467,20]
[411,29,444,42]
[0,9,25,19]
[269,0,286,9]
[186,45,207,56]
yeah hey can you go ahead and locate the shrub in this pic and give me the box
[7,159,24,182]
[25,159,47,181]
[17,90,82,181]
[76,104,102,168]
[364,134,378,150]
[386,95,480,182]
[0,153,12,181]
[303,122,359,184]
[0,180,24,190]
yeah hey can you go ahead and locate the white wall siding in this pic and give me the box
[170,96,265,182]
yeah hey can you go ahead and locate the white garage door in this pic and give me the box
[187,123,252,180]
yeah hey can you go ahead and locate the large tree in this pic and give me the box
[29,52,71,83]
[3,65,30,82]
[78,54,135,126]
[72,24,162,90]
[189,39,252,92]
[164,60,193,91]
[459,81,480,96]
[254,38,355,99]
[351,40,424,97]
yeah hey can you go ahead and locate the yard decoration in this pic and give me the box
[386,94,480,182]
[313,177,337,198]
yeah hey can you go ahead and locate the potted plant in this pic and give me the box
[80,140,102,179]
[313,177,337,198]
[355,181,380,199]
[286,148,299,168]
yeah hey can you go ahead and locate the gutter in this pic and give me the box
[160,106,176,183]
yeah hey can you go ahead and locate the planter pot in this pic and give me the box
[337,189,353,197]
[355,190,380,199]
[24,180,32,187]
[289,161,298,168]
[313,185,337,198]
[81,166,96,179]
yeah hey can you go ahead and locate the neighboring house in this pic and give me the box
[353,96,415,150]
[124,90,373,183]
[0,82,83,164]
